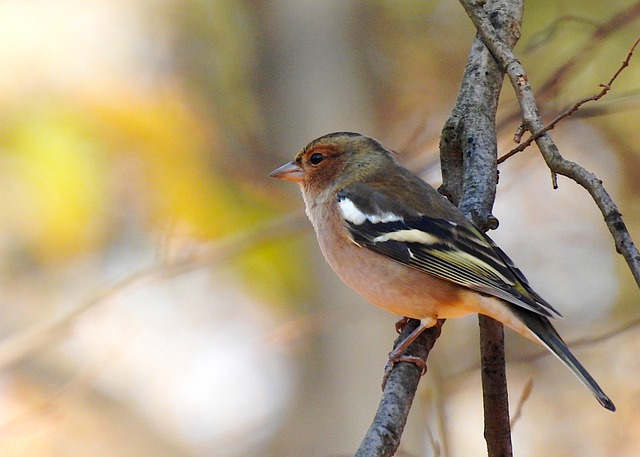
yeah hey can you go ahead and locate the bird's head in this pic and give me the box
[269,132,395,196]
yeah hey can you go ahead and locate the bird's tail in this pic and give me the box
[513,308,616,412]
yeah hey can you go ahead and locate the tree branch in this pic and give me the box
[354,319,444,457]
[499,36,640,163]
[461,0,640,289]
[357,3,638,455]
[495,4,640,139]
[439,1,524,455]
[478,314,512,455]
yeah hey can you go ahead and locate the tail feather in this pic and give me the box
[513,308,616,412]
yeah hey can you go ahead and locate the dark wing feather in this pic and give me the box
[338,188,561,318]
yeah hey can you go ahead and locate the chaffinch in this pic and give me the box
[270,132,615,411]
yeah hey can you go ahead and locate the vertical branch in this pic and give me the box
[441,1,524,455]
[462,0,640,290]
[478,314,512,455]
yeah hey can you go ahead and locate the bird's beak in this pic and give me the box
[269,161,304,182]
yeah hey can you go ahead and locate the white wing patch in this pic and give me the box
[373,229,440,245]
[338,197,403,225]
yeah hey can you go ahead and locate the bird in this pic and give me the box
[269,131,615,411]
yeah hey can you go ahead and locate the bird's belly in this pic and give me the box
[320,233,475,320]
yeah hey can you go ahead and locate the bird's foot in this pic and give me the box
[394,316,411,334]
[381,319,432,390]
[382,355,427,389]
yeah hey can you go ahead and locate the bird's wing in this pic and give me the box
[337,188,562,318]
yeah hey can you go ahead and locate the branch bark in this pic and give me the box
[358,1,523,455]
[460,0,640,290]
[354,319,444,457]
[357,2,639,456]
[440,1,523,456]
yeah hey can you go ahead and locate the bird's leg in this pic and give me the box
[394,316,411,333]
[389,317,437,360]
[382,317,437,389]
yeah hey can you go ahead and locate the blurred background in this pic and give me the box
[0,0,638,456]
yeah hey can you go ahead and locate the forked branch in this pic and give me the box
[461,0,640,289]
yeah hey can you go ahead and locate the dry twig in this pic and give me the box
[441,1,524,455]
[535,3,640,100]
[509,379,533,429]
[495,4,640,145]
[499,36,640,163]
[460,0,640,289]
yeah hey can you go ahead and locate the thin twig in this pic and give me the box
[524,16,600,53]
[451,316,640,382]
[509,378,533,429]
[495,3,640,145]
[461,0,640,290]
[439,2,523,456]
[478,314,513,457]
[535,3,640,100]
[499,36,640,163]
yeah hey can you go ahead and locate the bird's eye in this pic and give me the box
[309,153,325,165]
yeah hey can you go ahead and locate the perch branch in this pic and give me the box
[354,320,444,457]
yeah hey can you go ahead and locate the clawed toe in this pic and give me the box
[381,354,428,389]
[394,316,411,334]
